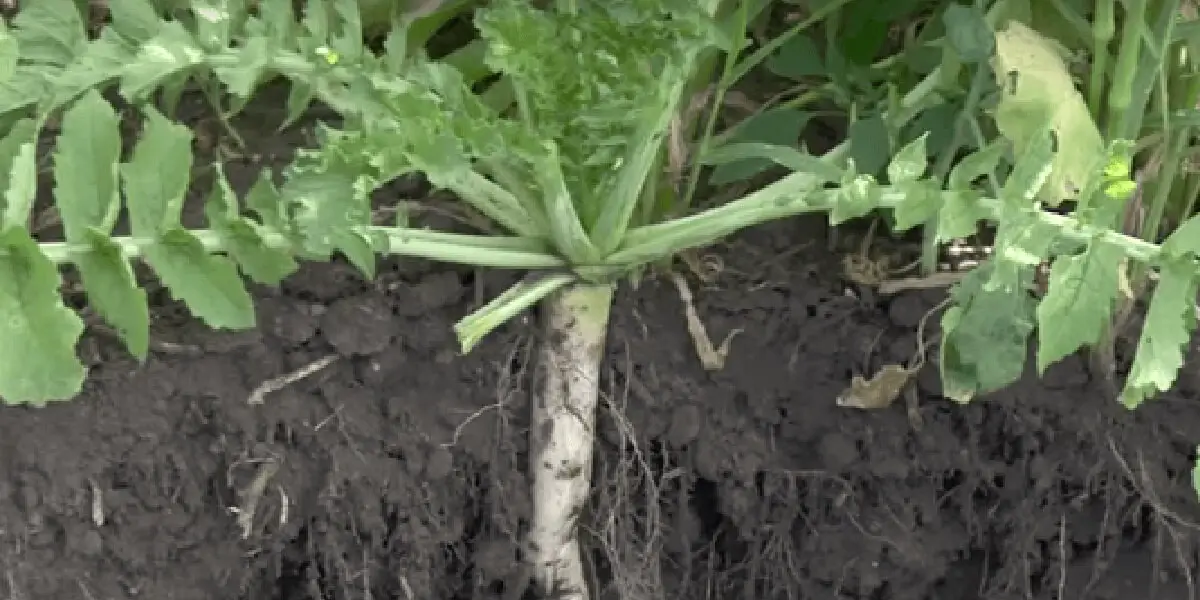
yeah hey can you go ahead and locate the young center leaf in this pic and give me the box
[0,228,86,404]
[122,107,255,329]
[55,89,149,359]
[1120,260,1199,408]
[1035,239,1123,373]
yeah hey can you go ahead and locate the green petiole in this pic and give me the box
[34,226,568,271]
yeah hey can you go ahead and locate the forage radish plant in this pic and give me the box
[12,0,1200,598]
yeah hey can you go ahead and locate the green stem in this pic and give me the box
[1142,122,1191,245]
[724,0,855,86]
[1089,0,1116,116]
[679,0,749,214]
[454,272,576,352]
[922,64,992,273]
[1107,0,1147,139]
[611,173,1166,267]
[35,226,567,270]
[1180,173,1200,224]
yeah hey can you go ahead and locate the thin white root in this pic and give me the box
[876,271,967,295]
[670,272,741,371]
[231,460,279,539]
[528,283,614,600]
[247,354,339,405]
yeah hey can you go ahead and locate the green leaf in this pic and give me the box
[0,228,86,404]
[765,34,824,79]
[536,143,599,264]
[992,21,1103,205]
[245,171,288,229]
[121,108,194,237]
[334,229,378,279]
[890,180,941,230]
[329,0,365,63]
[54,89,123,240]
[204,167,297,285]
[255,0,299,46]
[905,104,961,158]
[157,71,191,115]
[830,173,882,225]
[12,0,86,66]
[986,210,1057,293]
[190,0,245,50]
[474,0,718,242]
[280,169,371,259]
[703,140,841,184]
[0,119,37,222]
[303,0,332,40]
[886,133,929,184]
[221,219,299,285]
[45,31,139,113]
[940,264,1036,402]
[936,190,988,240]
[1121,261,1198,408]
[1,137,36,232]
[708,108,811,185]
[75,229,149,360]
[144,228,256,330]
[119,21,204,102]
[847,114,891,176]
[948,139,1006,190]
[1000,127,1054,208]
[282,81,316,131]
[942,3,995,63]
[1161,213,1200,259]
[108,0,163,43]
[0,67,47,115]
[1036,240,1123,373]
[213,35,269,100]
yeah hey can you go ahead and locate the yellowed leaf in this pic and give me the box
[991,21,1104,206]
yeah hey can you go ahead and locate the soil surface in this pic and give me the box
[4,86,1200,600]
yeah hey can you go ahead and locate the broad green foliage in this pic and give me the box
[54,91,150,359]
[0,228,86,403]
[940,264,1037,401]
[0,0,1198,426]
[1035,240,1123,373]
[1121,260,1198,407]
[878,128,1200,407]
[0,0,734,403]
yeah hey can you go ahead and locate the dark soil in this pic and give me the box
[4,87,1200,600]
